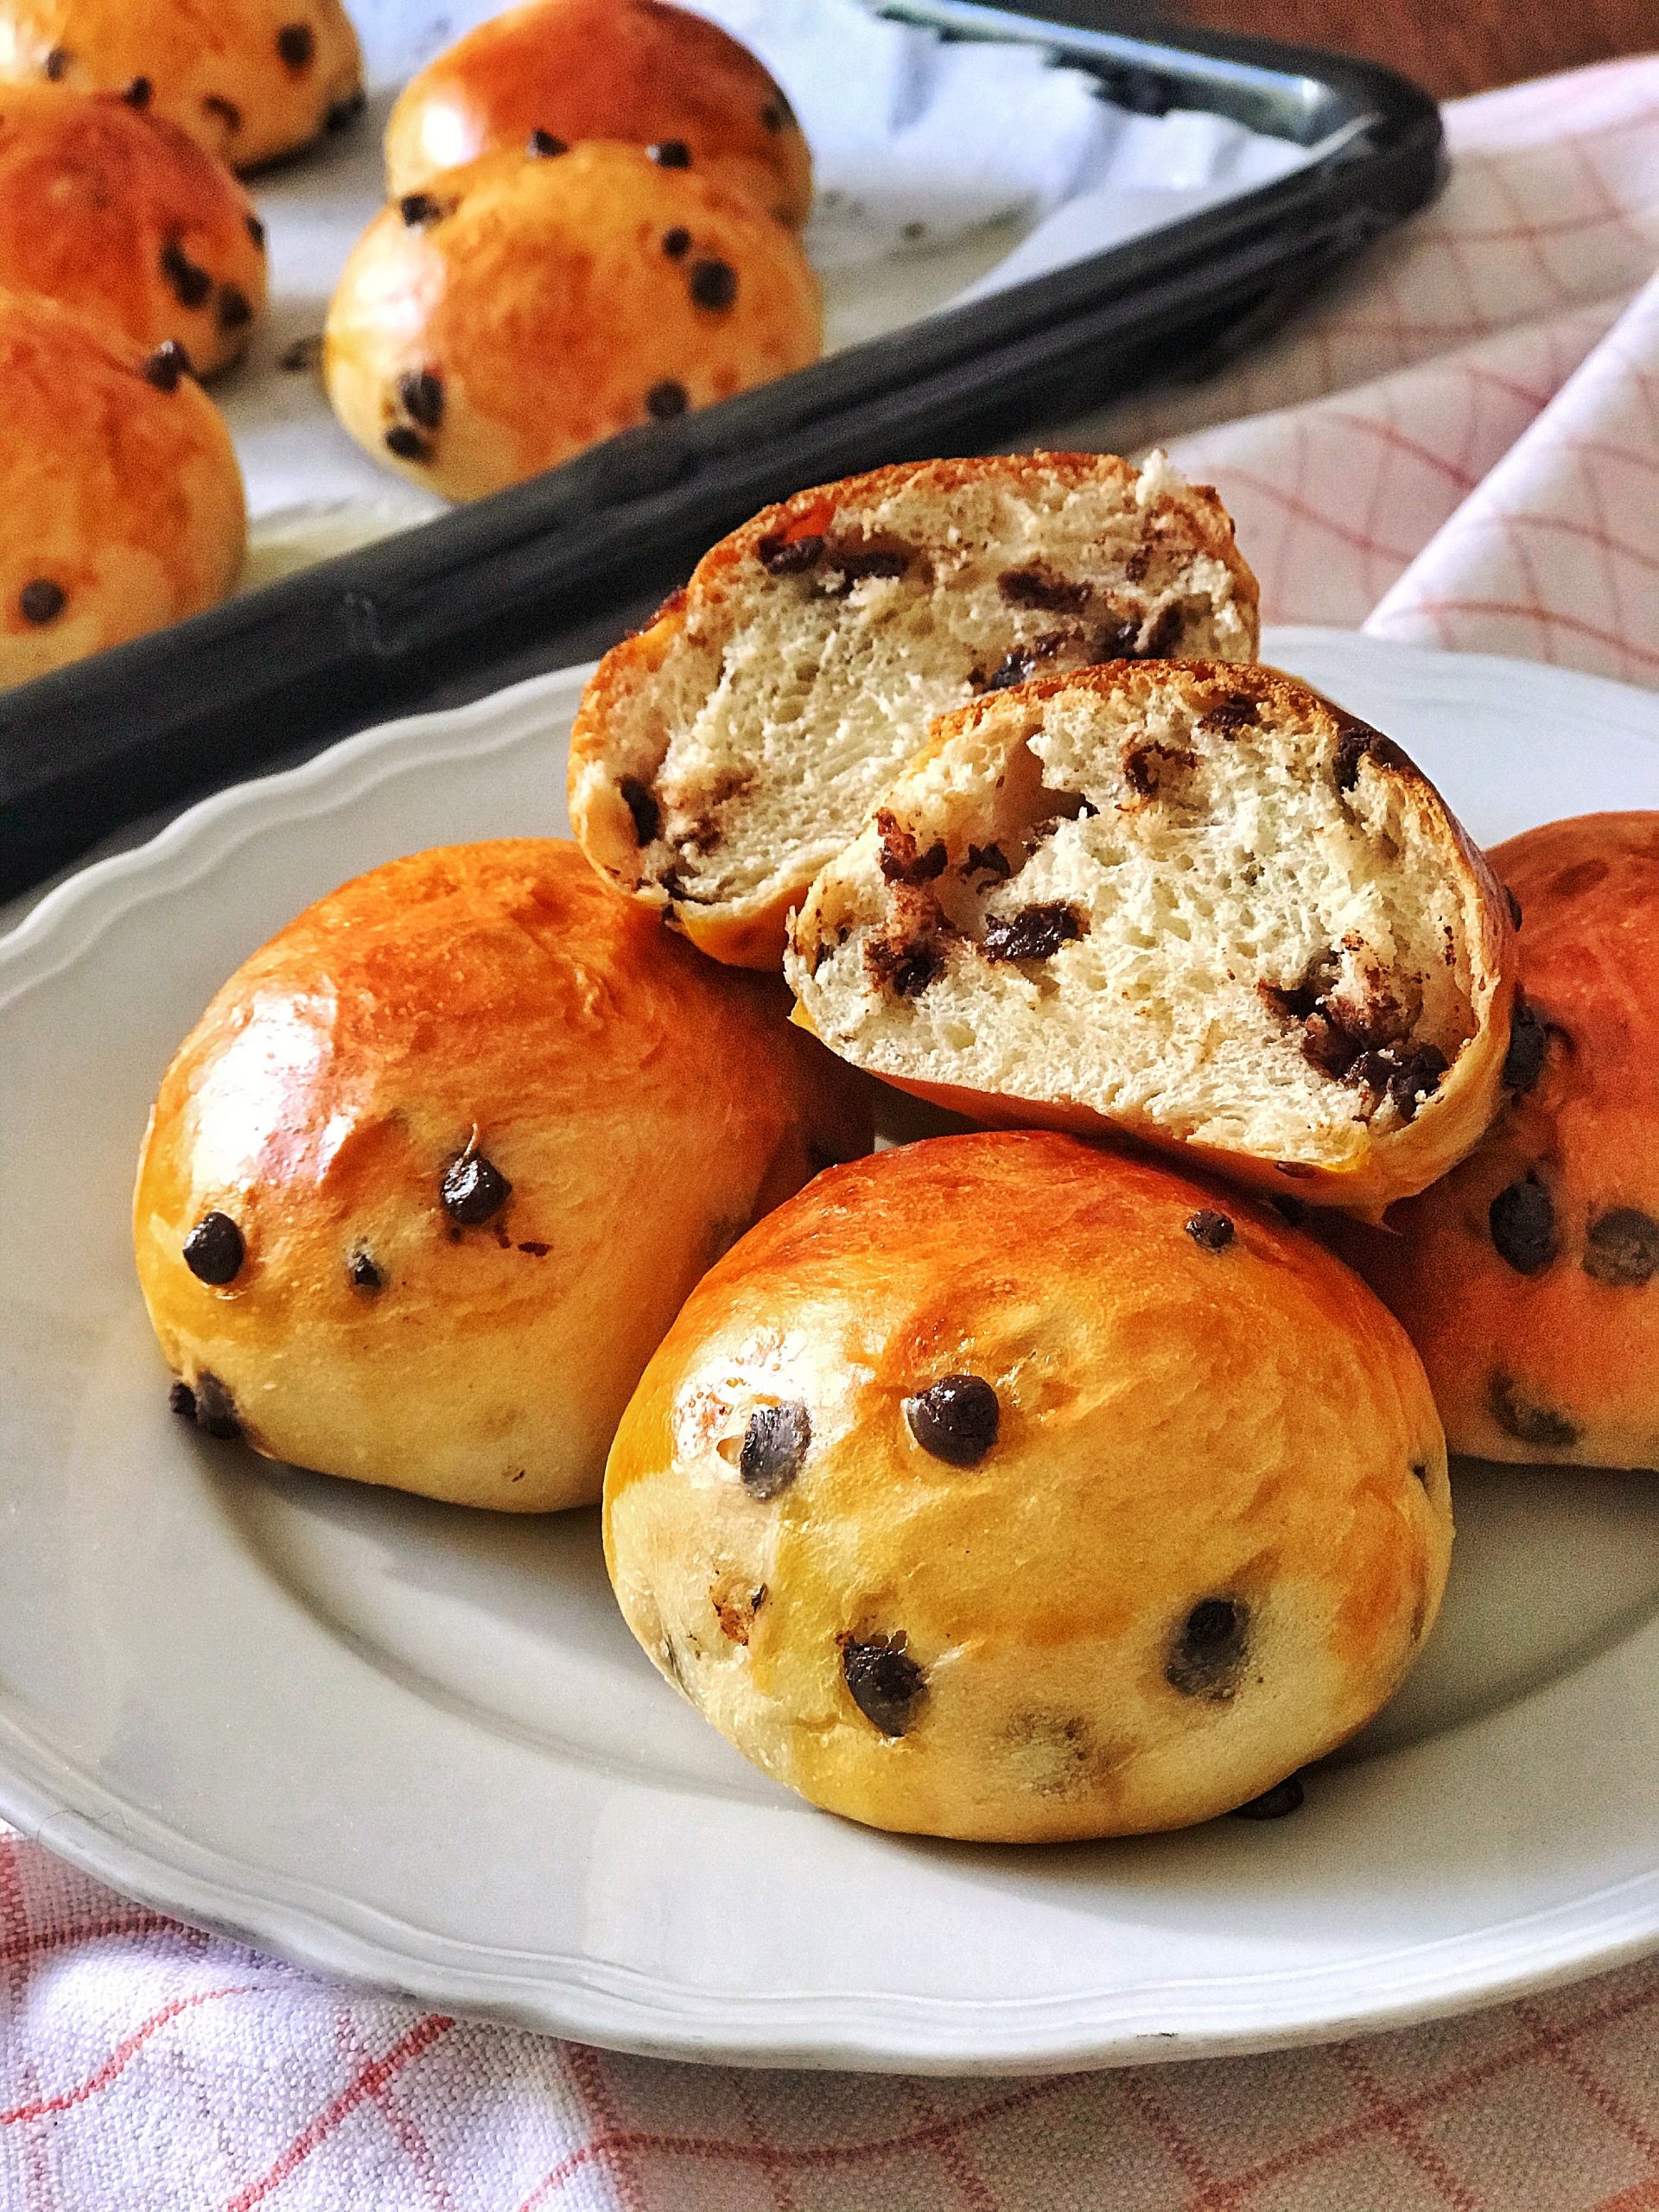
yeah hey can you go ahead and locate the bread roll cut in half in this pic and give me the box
[134,841,872,1513]
[385,0,812,226]
[569,452,1259,968]
[1334,812,1659,1468]
[786,662,1517,1216]
[605,1132,1452,1841]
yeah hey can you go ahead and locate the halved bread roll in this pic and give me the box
[569,451,1258,968]
[785,661,1518,1216]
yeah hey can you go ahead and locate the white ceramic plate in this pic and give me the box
[3,630,1658,2075]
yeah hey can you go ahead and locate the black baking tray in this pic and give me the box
[0,0,1444,899]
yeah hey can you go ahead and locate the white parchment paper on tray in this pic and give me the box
[231,0,1319,588]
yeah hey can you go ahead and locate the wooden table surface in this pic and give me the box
[1169,0,1655,98]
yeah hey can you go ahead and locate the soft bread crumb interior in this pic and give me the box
[606,458,1254,910]
[788,674,1481,1165]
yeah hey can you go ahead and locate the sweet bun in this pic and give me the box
[787,661,1517,1217]
[0,83,266,374]
[0,0,365,170]
[1335,812,1659,1469]
[134,840,873,1514]
[385,0,811,226]
[323,141,821,504]
[605,1130,1452,1841]
[569,451,1260,969]
[0,287,244,684]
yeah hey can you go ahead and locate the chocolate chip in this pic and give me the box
[1230,1775,1304,1821]
[397,368,444,429]
[1489,1369,1580,1452]
[326,87,365,130]
[385,424,431,461]
[143,340,189,391]
[399,193,442,227]
[619,776,661,845]
[645,378,688,420]
[982,903,1085,963]
[1185,1209,1235,1252]
[1411,1460,1430,1484]
[905,1374,1000,1466]
[1502,1000,1548,1092]
[1271,1193,1306,1224]
[1347,1041,1448,1122]
[43,47,67,80]
[1204,694,1259,734]
[867,935,941,998]
[876,811,946,887]
[739,1402,810,1499]
[1122,741,1195,799]
[442,1147,512,1225]
[816,547,909,594]
[661,226,692,259]
[1505,885,1522,930]
[160,238,212,309]
[1166,1596,1249,1700]
[1489,1175,1557,1275]
[245,212,264,248]
[1138,604,1181,656]
[649,139,691,168]
[761,100,786,131]
[840,1632,925,1735]
[17,576,63,624]
[168,1379,196,1419]
[183,1210,245,1284]
[124,75,152,106]
[965,842,1010,880]
[348,1250,382,1292]
[279,333,322,372]
[193,1372,241,1439]
[206,94,244,133]
[689,257,737,311]
[756,531,823,575]
[996,565,1090,614]
[974,646,1047,693]
[276,22,315,69]
[517,1239,550,1256]
[1583,1207,1659,1288]
[217,284,252,333]
[1333,721,1409,793]
[527,129,566,156]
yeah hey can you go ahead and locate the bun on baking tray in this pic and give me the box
[385,0,812,227]
[785,659,1518,1217]
[568,451,1261,969]
[604,1130,1453,1841]
[0,0,365,170]
[1332,812,1659,1470]
[133,840,873,1514]
[0,82,267,375]
[323,139,822,504]
[0,287,244,685]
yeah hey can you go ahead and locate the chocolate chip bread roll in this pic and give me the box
[1335,812,1659,1468]
[569,452,1260,968]
[605,1132,1452,1841]
[385,0,811,226]
[786,661,1517,1217]
[0,83,267,374]
[0,287,245,685]
[0,0,364,170]
[323,141,821,503]
[134,841,872,1512]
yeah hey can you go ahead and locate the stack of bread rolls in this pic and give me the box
[138,446,1652,1846]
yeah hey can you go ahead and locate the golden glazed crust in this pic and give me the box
[0,83,266,373]
[0,0,363,169]
[385,0,811,226]
[604,1130,1452,1840]
[0,287,244,684]
[1334,812,1659,1468]
[133,840,874,1512]
[324,142,821,503]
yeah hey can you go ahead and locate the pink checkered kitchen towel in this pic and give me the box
[6,53,1659,2212]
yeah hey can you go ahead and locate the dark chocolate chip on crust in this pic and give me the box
[1166,1596,1249,1700]
[123,75,152,106]
[326,87,365,130]
[1489,1174,1557,1275]
[1502,1000,1548,1092]
[739,1402,810,1499]
[397,368,444,429]
[755,531,823,575]
[442,1146,512,1225]
[1489,1369,1580,1452]
[385,424,431,461]
[168,1379,197,1420]
[649,139,692,168]
[276,22,315,68]
[840,1631,925,1735]
[618,775,661,846]
[1230,1775,1304,1821]
[905,1374,1000,1466]
[645,378,688,420]
[348,1250,383,1292]
[689,257,738,311]
[43,46,67,79]
[183,1211,245,1284]
[996,564,1090,614]
[207,95,245,134]
[527,129,567,156]
[983,903,1085,964]
[217,284,253,333]
[761,99,787,131]
[1185,1209,1235,1252]
[18,577,65,624]
[192,1372,241,1440]
[1583,1207,1659,1288]
[1333,721,1411,794]
[1505,884,1523,930]
[661,226,692,259]
[160,238,213,310]
[245,213,264,249]
[399,192,443,227]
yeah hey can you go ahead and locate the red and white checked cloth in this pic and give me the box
[5,54,1659,2212]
